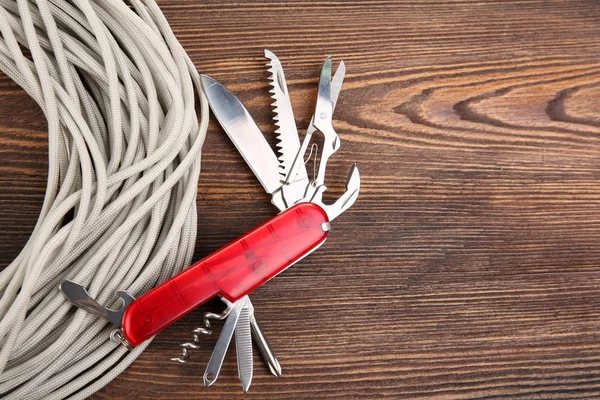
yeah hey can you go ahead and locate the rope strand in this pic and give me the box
[0,0,207,398]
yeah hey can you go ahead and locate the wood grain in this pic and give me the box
[2,0,600,398]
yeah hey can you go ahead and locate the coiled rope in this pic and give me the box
[0,0,208,398]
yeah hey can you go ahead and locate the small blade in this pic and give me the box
[201,75,283,196]
[235,299,253,392]
[204,301,243,387]
[264,50,308,182]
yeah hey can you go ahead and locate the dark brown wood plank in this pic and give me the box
[3,0,600,398]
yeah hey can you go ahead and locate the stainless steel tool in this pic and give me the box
[234,298,253,392]
[61,50,359,394]
[204,299,242,387]
[196,50,359,391]
[203,296,275,392]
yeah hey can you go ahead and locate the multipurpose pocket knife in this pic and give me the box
[61,50,360,391]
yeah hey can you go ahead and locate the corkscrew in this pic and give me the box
[170,295,282,385]
[170,301,235,363]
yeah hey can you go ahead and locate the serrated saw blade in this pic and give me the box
[265,49,308,182]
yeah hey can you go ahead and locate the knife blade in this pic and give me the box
[201,75,283,196]
[264,50,308,183]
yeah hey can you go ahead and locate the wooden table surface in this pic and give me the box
[2,0,600,398]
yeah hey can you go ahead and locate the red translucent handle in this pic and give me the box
[121,202,329,347]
